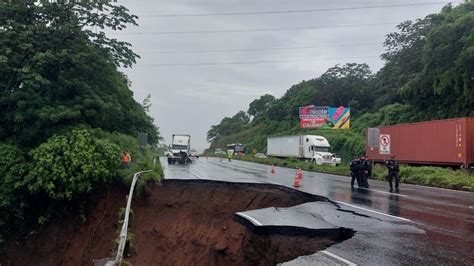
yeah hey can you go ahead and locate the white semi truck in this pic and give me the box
[167,134,192,164]
[267,135,341,165]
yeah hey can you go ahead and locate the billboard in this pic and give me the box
[299,106,350,129]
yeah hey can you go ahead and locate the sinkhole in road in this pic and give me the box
[128,180,353,265]
[0,180,353,266]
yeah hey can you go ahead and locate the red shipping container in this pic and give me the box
[365,118,474,167]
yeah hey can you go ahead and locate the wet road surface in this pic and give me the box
[161,157,474,265]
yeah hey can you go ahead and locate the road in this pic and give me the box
[161,157,474,265]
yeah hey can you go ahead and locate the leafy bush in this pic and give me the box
[0,143,30,245]
[25,129,120,200]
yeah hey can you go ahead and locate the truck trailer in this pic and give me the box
[365,118,474,168]
[267,135,341,165]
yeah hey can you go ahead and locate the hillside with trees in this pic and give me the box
[207,2,474,162]
[0,1,160,246]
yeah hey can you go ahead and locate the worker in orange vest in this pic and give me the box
[122,151,131,169]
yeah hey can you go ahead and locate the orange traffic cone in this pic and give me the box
[297,169,303,179]
[293,175,301,188]
[271,164,275,174]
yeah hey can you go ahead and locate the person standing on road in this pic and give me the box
[360,157,370,188]
[350,157,362,188]
[385,155,400,192]
[121,151,131,169]
[226,150,233,162]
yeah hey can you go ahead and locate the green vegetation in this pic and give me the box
[0,2,161,247]
[206,2,474,189]
[210,155,474,192]
[116,207,136,258]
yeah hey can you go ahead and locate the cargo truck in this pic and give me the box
[167,134,192,164]
[267,135,341,165]
[365,118,474,168]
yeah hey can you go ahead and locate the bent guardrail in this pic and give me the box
[115,170,153,265]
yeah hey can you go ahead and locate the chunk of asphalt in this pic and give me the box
[234,204,353,239]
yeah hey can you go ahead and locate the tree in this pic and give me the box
[379,2,474,119]
[0,1,160,146]
[310,63,374,115]
[206,111,250,142]
[248,94,276,119]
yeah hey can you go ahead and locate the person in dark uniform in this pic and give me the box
[366,156,373,179]
[360,157,370,188]
[385,155,400,192]
[350,158,361,188]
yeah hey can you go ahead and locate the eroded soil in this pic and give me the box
[0,180,350,266]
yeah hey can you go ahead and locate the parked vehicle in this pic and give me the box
[365,118,474,168]
[226,143,245,155]
[267,135,341,165]
[189,149,200,158]
[214,148,226,155]
[167,134,192,164]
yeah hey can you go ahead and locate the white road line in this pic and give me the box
[235,212,263,226]
[320,250,357,266]
[408,183,474,194]
[360,187,409,197]
[189,170,204,179]
[335,201,411,222]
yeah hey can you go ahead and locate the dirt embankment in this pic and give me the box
[1,180,350,266]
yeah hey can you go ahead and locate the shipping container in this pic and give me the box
[365,118,474,167]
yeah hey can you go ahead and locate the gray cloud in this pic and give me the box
[116,0,450,151]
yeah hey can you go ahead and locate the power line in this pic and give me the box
[139,2,457,17]
[138,42,383,54]
[114,22,398,35]
[135,55,380,66]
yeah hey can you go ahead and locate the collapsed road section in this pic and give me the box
[0,180,354,266]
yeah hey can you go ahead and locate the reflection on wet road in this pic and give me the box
[162,157,474,265]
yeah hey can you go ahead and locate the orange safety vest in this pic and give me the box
[122,154,130,163]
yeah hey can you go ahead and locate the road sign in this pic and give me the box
[367,128,380,148]
[138,133,148,149]
[379,134,391,155]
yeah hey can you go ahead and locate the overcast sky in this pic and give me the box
[114,0,452,151]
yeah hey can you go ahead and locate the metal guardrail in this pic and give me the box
[113,170,153,266]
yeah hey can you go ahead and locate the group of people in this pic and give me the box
[350,157,372,188]
[350,155,401,192]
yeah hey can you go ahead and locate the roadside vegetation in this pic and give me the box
[206,154,474,192]
[0,2,161,247]
[206,2,474,188]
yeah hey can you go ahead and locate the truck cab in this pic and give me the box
[167,134,192,164]
[303,135,342,165]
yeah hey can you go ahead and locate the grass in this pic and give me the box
[371,164,474,191]
[205,153,474,192]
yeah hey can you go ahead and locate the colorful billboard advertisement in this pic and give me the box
[299,106,350,129]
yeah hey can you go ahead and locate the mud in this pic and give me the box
[1,180,351,266]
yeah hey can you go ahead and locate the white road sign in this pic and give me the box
[379,134,391,155]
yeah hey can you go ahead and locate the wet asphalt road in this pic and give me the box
[161,157,474,265]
